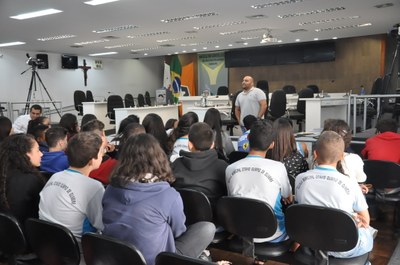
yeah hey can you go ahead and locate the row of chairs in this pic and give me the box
[0,213,214,265]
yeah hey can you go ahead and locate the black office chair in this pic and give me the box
[228,151,248,164]
[307,84,320,94]
[0,213,29,265]
[267,90,287,121]
[137,93,145,107]
[216,197,292,259]
[25,218,81,265]
[176,188,213,226]
[282,85,296,94]
[124,93,135,108]
[145,91,152,106]
[221,90,240,136]
[82,232,147,265]
[285,204,370,265]
[256,80,269,117]
[217,86,229,96]
[73,90,86,116]
[86,90,94,102]
[156,252,214,265]
[364,160,400,226]
[106,95,124,124]
[288,87,314,132]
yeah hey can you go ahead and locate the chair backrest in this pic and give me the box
[0,213,27,260]
[217,86,229,95]
[107,95,124,120]
[82,232,147,265]
[137,93,145,107]
[296,88,314,114]
[73,90,86,115]
[228,151,248,164]
[181,85,190,96]
[230,90,242,121]
[176,188,213,226]
[269,89,287,119]
[371,77,383,95]
[25,218,81,265]
[282,85,296,94]
[285,204,358,252]
[145,91,151,106]
[156,252,214,265]
[364,160,400,189]
[306,84,320,94]
[86,90,94,102]
[124,93,135,107]
[217,196,277,238]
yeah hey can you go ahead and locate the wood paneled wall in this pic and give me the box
[228,35,384,95]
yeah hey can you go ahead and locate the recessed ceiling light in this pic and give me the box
[314,38,319,41]
[315,22,372,32]
[131,47,160,52]
[161,12,218,23]
[89,51,118,56]
[193,21,246,30]
[243,43,249,45]
[144,53,148,56]
[182,50,187,53]
[278,7,345,19]
[127,31,170,38]
[228,44,233,47]
[220,27,267,35]
[105,43,136,49]
[215,45,220,48]
[174,52,179,54]
[92,24,137,34]
[75,39,110,45]
[37,34,76,41]
[295,39,300,42]
[10,9,62,20]
[84,0,119,6]
[0,41,26,47]
[278,40,283,43]
[192,48,197,51]
[251,0,304,9]
[203,47,208,50]
[332,37,338,39]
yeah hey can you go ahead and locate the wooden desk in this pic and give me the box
[82,101,113,130]
[300,96,349,132]
[180,96,230,115]
[114,105,179,133]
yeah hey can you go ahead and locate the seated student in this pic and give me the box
[165,118,178,136]
[39,132,105,240]
[27,117,50,153]
[0,134,45,228]
[143,113,171,155]
[40,127,69,173]
[12,104,42,134]
[81,113,97,128]
[295,131,374,259]
[81,120,117,185]
[0,116,12,142]
[115,123,146,159]
[59,113,80,140]
[226,120,292,242]
[237,114,257,152]
[172,122,228,213]
[361,118,400,163]
[168,112,199,162]
[102,134,215,265]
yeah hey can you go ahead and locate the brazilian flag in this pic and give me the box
[170,55,182,104]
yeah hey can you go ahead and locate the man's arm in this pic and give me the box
[235,106,241,125]
[354,209,370,228]
[257,99,267,118]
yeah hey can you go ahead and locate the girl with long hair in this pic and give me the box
[142,113,170,155]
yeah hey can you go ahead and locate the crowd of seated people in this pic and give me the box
[2,103,399,264]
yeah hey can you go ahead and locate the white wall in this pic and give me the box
[0,49,164,120]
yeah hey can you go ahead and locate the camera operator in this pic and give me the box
[13,104,42,134]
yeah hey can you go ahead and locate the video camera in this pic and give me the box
[26,53,44,67]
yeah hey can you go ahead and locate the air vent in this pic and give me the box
[251,0,304,9]
[70,45,83,48]
[289,29,308,33]
[185,30,198,34]
[161,12,218,23]
[246,14,268,20]
[159,44,175,47]
[374,3,393,8]
[101,36,120,39]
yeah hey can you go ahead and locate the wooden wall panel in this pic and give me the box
[228,35,384,95]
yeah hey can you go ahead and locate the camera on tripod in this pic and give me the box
[26,53,44,67]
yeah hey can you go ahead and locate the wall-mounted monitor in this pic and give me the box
[61,55,78,69]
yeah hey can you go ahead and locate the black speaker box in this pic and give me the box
[36,53,49,69]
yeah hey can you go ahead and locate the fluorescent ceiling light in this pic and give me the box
[84,0,119,6]
[0,41,26,47]
[89,52,118,56]
[10,9,62,20]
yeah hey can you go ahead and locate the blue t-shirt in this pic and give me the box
[238,130,250,152]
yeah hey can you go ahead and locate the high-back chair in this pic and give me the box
[282,85,296,94]
[145,91,152,106]
[25,218,81,265]
[73,90,86,116]
[216,86,229,95]
[137,93,145,107]
[106,95,124,124]
[124,93,135,108]
[285,204,370,265]
[267,89,287,121]
[0,213,28,265]
[288,87,314,132]
[216,196,292,259]
[176,188,213,226]
[82,232,147,265]
[86,90,94,102]
[306,84,320,94]
[156,252,214,265]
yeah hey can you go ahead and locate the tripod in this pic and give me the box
[21,64,61,117]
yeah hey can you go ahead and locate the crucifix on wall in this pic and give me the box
[78,59,92,86]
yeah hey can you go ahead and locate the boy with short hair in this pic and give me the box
[40,126,69,173]
[295,131,374,258]
[226,120,292,242]
[39,132,105,240]
[172,122,228,210]
[237,114,257,152]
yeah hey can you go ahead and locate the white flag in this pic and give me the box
[163,62,171,89]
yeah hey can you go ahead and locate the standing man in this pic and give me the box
[235,76,267,129]
[13,104,42,134]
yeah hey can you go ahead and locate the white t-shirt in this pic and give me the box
[295,165,368,214]
[226,156,292,242]
[170,137,189,163]
[12,114,31,134]
[341,153,367,183]
[235,87,266,125]
[39,169,105,239]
